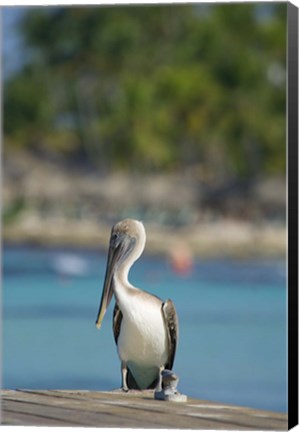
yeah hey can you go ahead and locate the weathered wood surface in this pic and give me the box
[1,389,287,429]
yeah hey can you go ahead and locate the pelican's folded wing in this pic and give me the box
[162,299,179,370]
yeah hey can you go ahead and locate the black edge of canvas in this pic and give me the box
[287,2,299,430]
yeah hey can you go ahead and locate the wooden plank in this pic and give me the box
[1,389,287,429]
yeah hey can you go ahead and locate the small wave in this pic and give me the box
[51,254,90,277]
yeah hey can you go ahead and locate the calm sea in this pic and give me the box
[2,245,287,413]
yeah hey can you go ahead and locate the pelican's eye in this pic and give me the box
[111,232,120,246]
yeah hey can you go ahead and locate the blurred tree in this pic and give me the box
[4,3,286,178]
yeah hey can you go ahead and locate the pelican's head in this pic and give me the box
[95,219,146,329]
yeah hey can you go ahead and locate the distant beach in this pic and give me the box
[3,150,286,258]
[3,216,286,259]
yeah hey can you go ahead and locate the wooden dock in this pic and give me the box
[1,389,287,429]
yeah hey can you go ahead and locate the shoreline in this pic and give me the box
[3,218,286,259]
[3,152,286,259]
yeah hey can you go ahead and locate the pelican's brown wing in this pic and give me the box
[162,299,179,370]
[113,302,122,344]
[112,302,140,389]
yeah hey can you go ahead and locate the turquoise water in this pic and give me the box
[2,245,287,412]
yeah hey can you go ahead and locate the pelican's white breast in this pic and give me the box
[117,292,168,365]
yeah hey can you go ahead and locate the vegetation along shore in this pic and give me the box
[3,151,286,259]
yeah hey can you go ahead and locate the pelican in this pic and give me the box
[95,218,178,391]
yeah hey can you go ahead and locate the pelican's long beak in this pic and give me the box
[95,243,119,329]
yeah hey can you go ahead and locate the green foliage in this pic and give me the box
[2,197,26,224]
[4,3,287,178]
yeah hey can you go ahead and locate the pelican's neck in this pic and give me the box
[114,228,146,294]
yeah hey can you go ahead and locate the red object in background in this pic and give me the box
[169,242,193,276]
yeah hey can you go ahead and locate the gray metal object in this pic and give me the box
[154,369,187,402]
